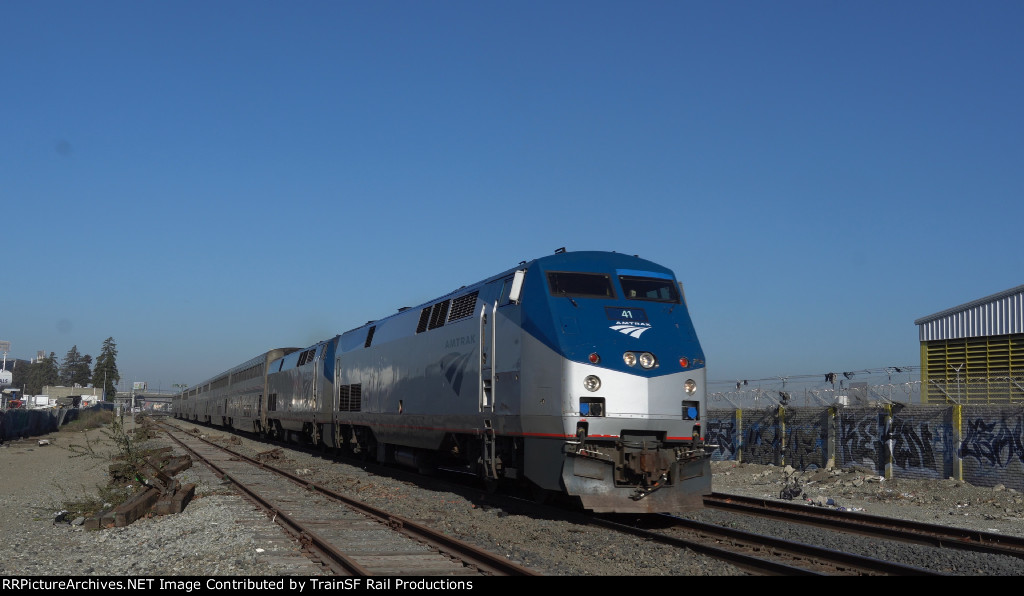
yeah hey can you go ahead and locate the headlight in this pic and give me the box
[623,352,637,367]
[684,379,697,395]
[639,352,657,369]
[583,375,601,392]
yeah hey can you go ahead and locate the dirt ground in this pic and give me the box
[709,459,1024,537]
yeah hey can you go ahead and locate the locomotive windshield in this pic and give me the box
[546,271,616,299]
[619,275,681,303]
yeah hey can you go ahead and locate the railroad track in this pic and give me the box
[153,418,976,575]
[157,422,539,577]
[591,514,942,576]
[704,492,1024,561]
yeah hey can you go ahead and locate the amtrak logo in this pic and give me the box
[610,323,652,338]
[441,351,474,394]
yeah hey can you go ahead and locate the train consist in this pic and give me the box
[173,250,711,513]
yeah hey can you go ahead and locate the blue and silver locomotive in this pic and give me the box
[175,250,711,513]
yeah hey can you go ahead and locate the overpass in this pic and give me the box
[113,391,174,412]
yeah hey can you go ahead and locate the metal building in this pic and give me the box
[915,284,1024,404]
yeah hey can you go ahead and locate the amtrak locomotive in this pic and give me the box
[174,250,711,513]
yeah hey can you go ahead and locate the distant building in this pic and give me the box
[42,385,105,407]
[915,284,1024,404]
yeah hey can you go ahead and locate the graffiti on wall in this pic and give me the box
[838,413,882,470]
[706,416,738,460]
[744,421,780,465]
[785,420,827,470]
[704,412,782,464]
[709,406,1024,490]
[841,412,950,478]
[886,417,948,478]
[961,414,1024,468]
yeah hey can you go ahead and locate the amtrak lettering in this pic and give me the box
[444,335,477,350]
[439,335,477,395]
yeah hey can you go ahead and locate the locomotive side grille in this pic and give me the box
[416,293,475,333]
[429,300,451,330]
[338,383,362,412]
[350,384,361,411]
[447,291,479,322]
[416,307,431,333]
[297,348,319,366]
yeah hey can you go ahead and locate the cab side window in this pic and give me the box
[498,276,515,306]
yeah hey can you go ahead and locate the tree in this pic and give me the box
[10,359,26,392]
[60,345,92,387]
[24,353,59,395]
[92,337,120,402]
[75,354,93,386]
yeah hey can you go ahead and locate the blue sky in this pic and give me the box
[3,1,1022,395]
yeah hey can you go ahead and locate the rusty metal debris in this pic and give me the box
[255,447,284,462]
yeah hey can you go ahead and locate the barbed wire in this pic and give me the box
[708,365,920,391]
[709,374,1024,408]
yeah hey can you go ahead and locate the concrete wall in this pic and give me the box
[784,408,831,472]
[961,405,1024,491]
[708,403,1024,492]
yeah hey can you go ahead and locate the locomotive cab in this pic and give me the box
[517,252,712,513]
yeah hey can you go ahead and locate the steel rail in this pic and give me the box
[592,514,943,576]
[160,423,538,576]
[160,426,371,575]
[589,515,825,575]
[705,492,1024,560]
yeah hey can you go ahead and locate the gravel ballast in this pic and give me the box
[2,416,1022,576]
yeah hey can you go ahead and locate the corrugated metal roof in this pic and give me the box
[915,284,1024,341]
